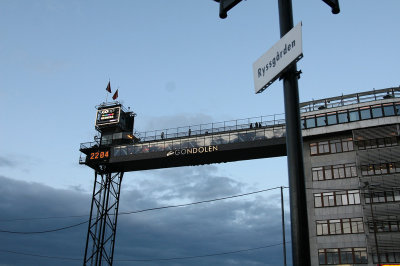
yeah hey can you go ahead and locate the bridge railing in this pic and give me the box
[112,124,286,158]
[134,114,286,143]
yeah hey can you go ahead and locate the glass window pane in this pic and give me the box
[315,194,322,207]
[360,107,372,119]
[310,143,318,155]
[301,119,305,129]
[316,222,323,235]
[316,114,326,127]
[383,104,395,116]
[324,167,332,180]
[319,250,326,265]
[349,109,360,121]
[396,104,400,115]
[372,105,383,118]
[338,111,348,123]
[306,116,316,128]
[343,219,351,234]
[319,141,330,154]
[327,113,337,125]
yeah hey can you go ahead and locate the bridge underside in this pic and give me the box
[85,137,287,173]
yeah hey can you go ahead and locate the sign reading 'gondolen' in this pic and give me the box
[166,145,219,157]
[253,21,303,94]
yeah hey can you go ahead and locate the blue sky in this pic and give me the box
[1,0,400,265]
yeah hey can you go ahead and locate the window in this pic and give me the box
[306,116,316,128]
[314,194,322,207]
[354,248,368,264]
[316,218,366,236]
[312,167,324,181]
[360,107,372,119]
[316,114,327,127]
[357,136,398,150]
[312,163,356,181]
[337,111,348,123]
[342,138,354,151]
[310,143,318,155]
[314,190,361,208]
[319,247,368,265]
[396,103,400,115]
[318,141,330,154]
[310,138,354,156]
[364,188,400,204]
[383,103,395,116]
[326,112,337,125]
[349,108,360,121]
[373,252,400,264]
[361,161,400,176]
[371,105,383,118]
[330,139,342,153]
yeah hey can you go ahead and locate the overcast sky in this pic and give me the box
[1,0,400,265]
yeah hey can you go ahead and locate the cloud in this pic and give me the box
[0,169,291,266]
[0,156,16,168]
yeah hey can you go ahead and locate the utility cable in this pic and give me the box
[0,220,88,234]
[114,242,284,262]
[0,249,81,261]
[0,242,286,262]
[119,186,282,216]
[0,186,282,234]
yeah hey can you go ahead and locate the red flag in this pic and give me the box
[106,81,111,93]
[112,89,118,100]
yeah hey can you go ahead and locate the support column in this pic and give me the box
[83,171,124,266]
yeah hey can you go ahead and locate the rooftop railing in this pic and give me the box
[300,87,400,113]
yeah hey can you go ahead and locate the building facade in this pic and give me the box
[301,87,400,265]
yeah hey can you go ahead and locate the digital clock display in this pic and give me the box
[88,150,110,162]
[95,107,121,127]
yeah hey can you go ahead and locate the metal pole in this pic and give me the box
[277,0,311,265]
[280,186,287,266]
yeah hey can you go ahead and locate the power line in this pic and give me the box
[115,242,284,262]
[119,186,282,216]
[0,242,286,262]
[0,186,283,234]
[0,220,88,234]
[0,249,81,261]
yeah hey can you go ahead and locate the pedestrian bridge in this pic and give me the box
[79,87,400,173]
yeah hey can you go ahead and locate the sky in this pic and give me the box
[0,0,400,265]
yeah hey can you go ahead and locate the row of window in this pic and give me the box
[373,252,400,264]
[357,136,398,150]
[312,163,357,181]
[318,247,367,265]
[302,102,399,129]
[310,138,354,156]
[314,190,361,208]
[316,217,364,236]
[368,217,400,232]
[361,161,400,176]
[364,189,400,203]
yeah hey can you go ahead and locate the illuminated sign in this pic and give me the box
[88,150,110,162]
[166,145,219,157]
[95,107,121,127]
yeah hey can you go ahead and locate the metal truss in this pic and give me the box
[83,170,124,266]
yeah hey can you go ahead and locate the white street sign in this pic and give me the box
[253,22,303,94]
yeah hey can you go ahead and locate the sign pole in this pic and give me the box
[277,0,311,265]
